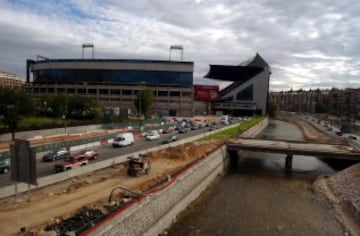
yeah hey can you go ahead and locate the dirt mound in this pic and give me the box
[147,141,222,162]
[328,163,360,212]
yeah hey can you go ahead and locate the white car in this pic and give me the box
[146,130,160,141]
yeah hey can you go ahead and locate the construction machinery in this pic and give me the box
[126,154,151,177]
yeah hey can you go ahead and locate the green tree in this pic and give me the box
[315,102,327,113]
[268,100,277,118]
[67,95,102,120]
[35,94,69,118]
[134,88,155,118]
[0,88,34,140]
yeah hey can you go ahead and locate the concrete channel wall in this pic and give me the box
[0,121,243,199]
[83,117,269,236]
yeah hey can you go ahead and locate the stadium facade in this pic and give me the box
[25,59,195,117]
[205,53,271,115]
[25,53,270,117]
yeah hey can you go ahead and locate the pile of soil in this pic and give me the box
[147,141,223,162]
[328,164,360,215]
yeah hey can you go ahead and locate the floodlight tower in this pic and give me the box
[169,45,184,61]
[82,43,95,59]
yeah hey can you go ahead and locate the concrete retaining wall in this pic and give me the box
[82,117,269,236]
[84,146,228,236]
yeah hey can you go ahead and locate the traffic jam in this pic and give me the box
[36,116,233,174]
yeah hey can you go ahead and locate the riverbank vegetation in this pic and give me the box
[200,116,264,142]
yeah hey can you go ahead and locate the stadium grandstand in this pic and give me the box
[25,46,270,117]
[25,58,196,117]
[204,53,271,115]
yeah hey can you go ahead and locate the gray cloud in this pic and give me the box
[0,0,359,91]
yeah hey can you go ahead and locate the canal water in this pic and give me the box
[166,120,344,236]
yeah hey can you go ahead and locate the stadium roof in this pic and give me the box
[204,65,263,82]
[204,53,270,96]
[204,53,268,82]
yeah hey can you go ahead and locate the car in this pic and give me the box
[198,123,206,129]
[209,125,217,131]
[178,127,188,133]
[191,124,199,130]
[54,155,89,173]
[162,135,178,144]
[0,159,10,174]
[162,126,175,134]
[78,150,99,160]
[222,120,230,125]
[146,130,160,141]
[42,149,70,162]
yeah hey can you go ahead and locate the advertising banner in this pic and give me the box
[194,85,220,101]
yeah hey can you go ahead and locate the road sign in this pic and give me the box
[10,140,37,185]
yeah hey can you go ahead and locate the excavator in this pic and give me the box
[125,154,151,177]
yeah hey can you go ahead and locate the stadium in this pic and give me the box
[25,49,270,117]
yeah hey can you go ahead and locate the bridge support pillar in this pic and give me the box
[228,150,239,168]
[285,154,293,171]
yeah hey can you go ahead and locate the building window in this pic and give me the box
[78,88,86,94]
[170,91,180,97]
[88,89,96,95]
[100,89,108,94]
[182,91,192,97]
[123,90,132,95]
[236,84,254,101]
[157,91,168,97]
[110,90,120,95]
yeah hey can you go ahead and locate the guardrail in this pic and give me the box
[0,123,174,161]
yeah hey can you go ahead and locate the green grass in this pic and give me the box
[199,116,265,142]
[19,116,66,129]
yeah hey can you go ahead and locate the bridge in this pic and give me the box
[226,138,360,170]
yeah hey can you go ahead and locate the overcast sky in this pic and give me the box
[1,0,359,91]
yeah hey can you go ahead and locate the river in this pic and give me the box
[166,119,344,236]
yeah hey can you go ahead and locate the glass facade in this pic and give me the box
[35,69,193,86]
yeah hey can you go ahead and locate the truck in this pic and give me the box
[112,132,134,148]
[126,155,151,177]
[54,155,89,173]
[221,115,229,125]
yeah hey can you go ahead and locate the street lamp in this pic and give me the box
[138,81,146,129]
[62,115,67,135]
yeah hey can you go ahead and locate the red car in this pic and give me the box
[54,156,89,172]
[77,150,99,161]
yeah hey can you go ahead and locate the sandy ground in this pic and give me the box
[0,141,222,235]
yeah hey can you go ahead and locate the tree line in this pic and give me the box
[0,88,103,140]
[0,87,155,140]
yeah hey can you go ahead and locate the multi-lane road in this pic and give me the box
[0,124,228,187]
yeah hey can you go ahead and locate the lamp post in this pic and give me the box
[62,115,67,135]
[139,91,142,129]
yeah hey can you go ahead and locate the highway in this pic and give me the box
[0,125,226,187]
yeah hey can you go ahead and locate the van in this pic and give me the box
[112,132,135,147]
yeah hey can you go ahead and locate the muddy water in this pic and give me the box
[167,120,344,236]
